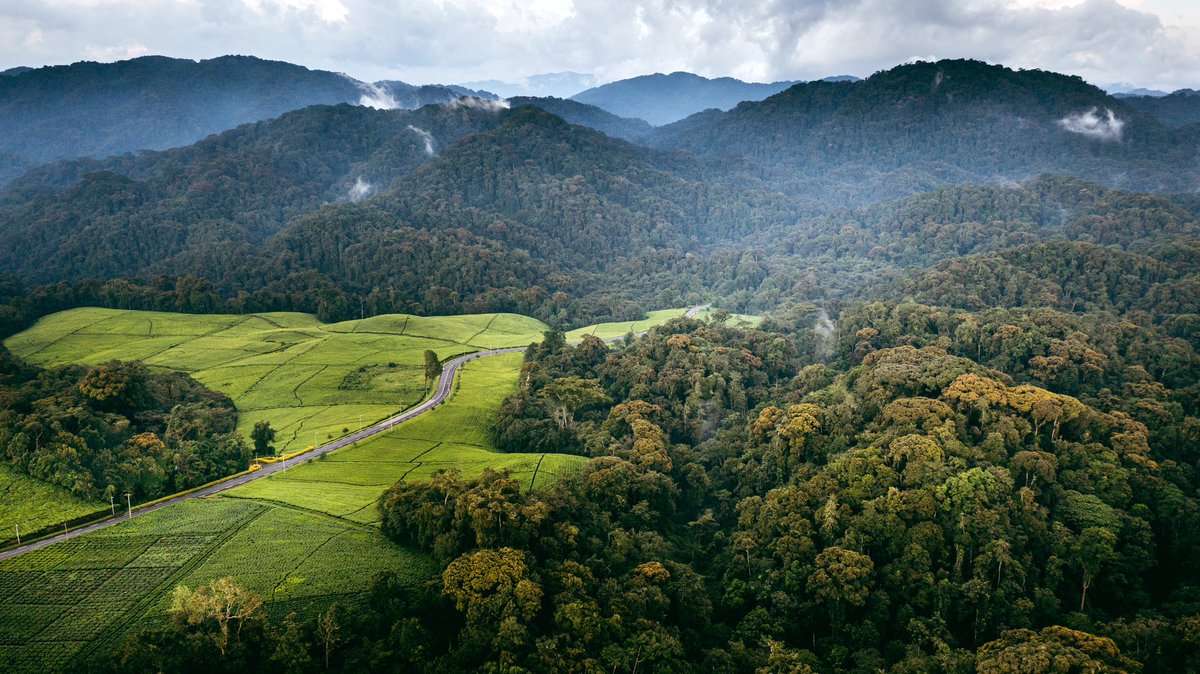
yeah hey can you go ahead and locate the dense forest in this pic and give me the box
[0,346,248,502]
[101,307,1200,672]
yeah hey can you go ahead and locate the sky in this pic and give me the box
[2,0,1198,91]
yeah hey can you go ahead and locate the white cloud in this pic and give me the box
[348,176,373,202]
[406,125,435,156]
[1059,107,1125,140]
[0,0,1197,92]
[354,80,398,109]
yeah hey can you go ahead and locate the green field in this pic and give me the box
[0,464,107,538]
[5,307,551,454]
[690,308,764,328]
[0,498,428,672]
[230,352,587,522]
[0,338,586,672]
[564,307,693,341]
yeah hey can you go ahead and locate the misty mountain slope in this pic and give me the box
[571,71,798,125]
[0,56,359,168]
[646,59,1200,200]
[0,55,494,185]
[269,105,799,282]
[507,96,653,141]
[760,175,1200,267]
[1121,89,1200,127]
[0,102,510,282]
[373,81,498,107]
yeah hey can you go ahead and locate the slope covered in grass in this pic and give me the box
[5,307,550,454]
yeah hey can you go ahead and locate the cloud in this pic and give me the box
[354,79,398,110]
[445,96,510,112]
[406,125,435,156]
[0,0,1197,92]
[1058,107,1125,140]
[347,176,373,202]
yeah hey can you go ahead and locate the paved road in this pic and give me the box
[0,306,709,562]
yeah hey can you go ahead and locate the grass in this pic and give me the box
[229,352,587,524]
[0,464,107,538]
[564,307,694,342]
[5,307,551,455]
[0,498,429,672]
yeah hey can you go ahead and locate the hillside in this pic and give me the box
[507,96,653,141]
[571,71,798,125]
[1122,89,1200,127]
[646,59,1200,200]
[0,102,509,284]
[0,55,490,184]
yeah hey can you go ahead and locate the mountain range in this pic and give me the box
[0,55,491,183]
[570,71,802,125]
[0,58,1195,325]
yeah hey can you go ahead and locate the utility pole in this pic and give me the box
[125,493,133,519]
[109,493,116,516]
[14,524,19,545]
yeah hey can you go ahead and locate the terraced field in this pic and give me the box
[5,308,550,453]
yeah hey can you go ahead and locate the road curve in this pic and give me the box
[0,306,709,562]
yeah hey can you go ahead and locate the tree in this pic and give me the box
[169,577,264,657]
[540,376,609,430]
[807,546,874,636]
[977,625,1139,673]
[423,350,442,388]
[1074,527,1117,612]
[251,420,276,456]
[442,547,542,627]
[316,603,347,670]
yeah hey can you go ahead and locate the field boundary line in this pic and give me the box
[71,502,268,665]
[221,496,378,532]
[464,313,500,347]
[270,527,342,603]
[409,442,443,462]
[528,454,546,491]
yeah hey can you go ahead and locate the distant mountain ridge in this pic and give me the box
[0,55,492,184]
[1121,88,1200,127]
[644,59,1200,201]
[571,72,800,125]
[460,72,601,99]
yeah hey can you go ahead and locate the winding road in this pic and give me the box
[0,306,710,562]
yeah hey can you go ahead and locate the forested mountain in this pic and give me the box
[646,60,1200,202]
[373,80,498,108]
[1,72,1198,331]
[571,71,799,125]
[1121,89,1200,127]
[0,55,491,184]
[0,101,511,283]
[507,96,653,141]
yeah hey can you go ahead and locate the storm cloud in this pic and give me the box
[1,0,1197,91]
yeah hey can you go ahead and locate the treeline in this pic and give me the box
[0,347,248,501]
[104,314,1200,672]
